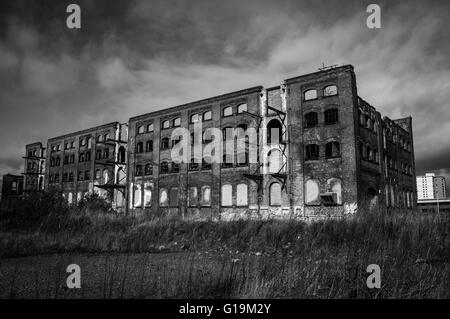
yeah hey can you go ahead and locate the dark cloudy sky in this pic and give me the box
[0,0,449,188]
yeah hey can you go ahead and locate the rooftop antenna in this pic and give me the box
[319,62,338,71]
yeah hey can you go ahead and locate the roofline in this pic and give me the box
[25,142,44,148]
[48,121,120,142]
[284,64,354,84]
[129,86,263,122]
[2,173,24,178]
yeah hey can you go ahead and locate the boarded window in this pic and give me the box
[170,188,179,207]
[270,183,282,206]
[134,184,142,207]
[305,179,320,204]
[327,178,342,204]
[268,149,282,173]
[201,186,211,206]
[159,188,168,207]
[221,184,232,206]
[236,183,248,206]
[144,183,152,207]
[188,187,198,207]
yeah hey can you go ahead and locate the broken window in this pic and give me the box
[236,183,248,206]
[159,188,168,207]
[103,148,109,159]
[221,184,232,206]
[160,161,169,174]
[267,149,282,173]
[305,112,318,128]
[188,187,198,207]
[146,140,153,152]
[78,171,84,181]
[136,142,144,153]
[144,163,153,175]
[304,89,317,101]
[269,183,282,206]
[323,85,338,97]
[161,137,170,150]
[325,142,340,158]
[327,178,342,204]
[267,119,282,144]
[171,162,180,173]
[95,169,101,180]
[68,172,74,182]
[324,109,338,125]
[84,170,90,180]
[118,147,125,163]
[136,165,143,176]
[189,158,199,170]
[305,144,319,160]
[237,103,247,114]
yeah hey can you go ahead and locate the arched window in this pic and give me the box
[267,149,282,173]
[144,183,152,207]
[188,187,198,207]
[161,137,170,150]
[269,183,282,206]
[324,109,338,125]
[190,113,200,123]
[327,178,342,204]
[222,106,233,117]
[147,123,154,132]
[162,120,170,129]
[267,119,282,144]
[305,144,319,160]
[135,165,143,176]
[103,148,109,159]
[87,137,92,149]
[203,111,212,121]
[305,179,320,204]
[323,85,338,97]
[137,126,145,134]
[305,112,318,128]
[304,89,317,101]
[236,183,248,206]
[325,142,340,158]
[221,184,232,206]
[159,188,168,207]
[160,161,169,174]
[173,117,181,127]
[201,186,211,206]
[118,146,126,163]
[237,103,247,114]
[144,163,153,175]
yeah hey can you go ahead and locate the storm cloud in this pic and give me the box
[0,0,449,186]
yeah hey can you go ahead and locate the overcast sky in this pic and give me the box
[0,0,449,189]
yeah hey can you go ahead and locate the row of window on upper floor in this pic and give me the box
[136,104,249,135]
[303,85,338,101]
[50,133,111,153]
[49,168,111,184]
[304,109,338,127]
[305,142,341,161]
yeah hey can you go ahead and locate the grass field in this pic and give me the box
[0,191,449,298]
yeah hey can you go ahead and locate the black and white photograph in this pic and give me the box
[0,0,449,307]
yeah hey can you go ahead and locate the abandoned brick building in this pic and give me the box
[23,65,416,219]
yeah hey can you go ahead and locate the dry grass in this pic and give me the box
[0,191,449,298]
